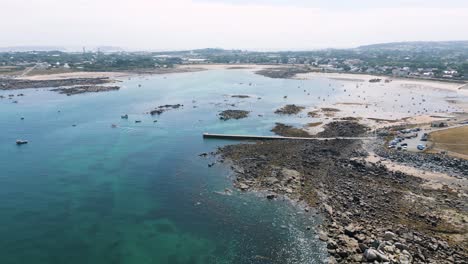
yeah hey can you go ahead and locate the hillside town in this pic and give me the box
[1,41,467,81]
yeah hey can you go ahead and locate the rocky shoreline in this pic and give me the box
[217,122,467,263]
[0,77,113,90]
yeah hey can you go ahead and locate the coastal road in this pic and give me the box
[19,64,39,77]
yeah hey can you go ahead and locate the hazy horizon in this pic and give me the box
[1,0,468,51]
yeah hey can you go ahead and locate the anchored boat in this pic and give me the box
[16,140,28,145]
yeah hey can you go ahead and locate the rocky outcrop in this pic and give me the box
[255,67,312,79]
[51,85,120,95]
[270,123,311,137]
[0,77,113,90]
[219,110,249,121]
[274,104,305,115]
[218,138,467,263]
[150,104,183,115]
[317,121,370,137]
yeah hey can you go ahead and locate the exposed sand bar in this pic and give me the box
[296,71,466,93]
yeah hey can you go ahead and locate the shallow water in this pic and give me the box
[0,70,332,264]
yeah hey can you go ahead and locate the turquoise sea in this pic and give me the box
[0,70,332,264]
[0,69,459,263]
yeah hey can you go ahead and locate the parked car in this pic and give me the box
[417,144,426,151]
[421,133,428,141]
[401,143,408,147]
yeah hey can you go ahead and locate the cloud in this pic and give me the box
[196,0,468,9]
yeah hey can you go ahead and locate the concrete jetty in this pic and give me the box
[202,133,375,141]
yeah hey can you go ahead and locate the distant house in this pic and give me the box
[185,58,207,64]
[392,68,409,77]
[422,72,434,77]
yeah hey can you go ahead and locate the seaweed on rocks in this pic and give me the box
[219,110,250,121]
[150,104,184,115]
[317,121,369,137]
[275,104,305,115]
[51,85,120,96]
[0,77,113,90]
[271,123,311,137]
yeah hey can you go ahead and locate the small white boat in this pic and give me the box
[16,140,28,145]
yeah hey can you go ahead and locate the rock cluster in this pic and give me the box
[0,77,112,90]
[218,136,467,263]
[255,67,312,79]
[274,104,305,115]
[271,123,311,137]
[150,104,183,115]
[218,110,250,120]
[51,85,120,96]
[231,95,250,98]
[317,121,370,137]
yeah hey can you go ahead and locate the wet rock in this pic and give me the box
[349,254,363,262]
[344,223,361,237]
[274,104,305,115]
[0,77,113,90]
[323,204,333,216]
[398,252,412,264]
[317,121,369,137]
[327,239,338,250]
[326,256,337,264]
[150,104,183,115]
[51,85,120,95]
[255,67,312,79]
[238,183,249,191]
[271,123,311,137]
[319,231,328,241]
[219,110,249,121]
[395,242,409,251]
[364,248,378,261]
[383,231,396,241]
[364,248,389,262]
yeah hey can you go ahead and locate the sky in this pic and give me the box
[1,0,468,51]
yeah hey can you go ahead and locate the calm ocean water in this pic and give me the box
[0,69,457,263]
